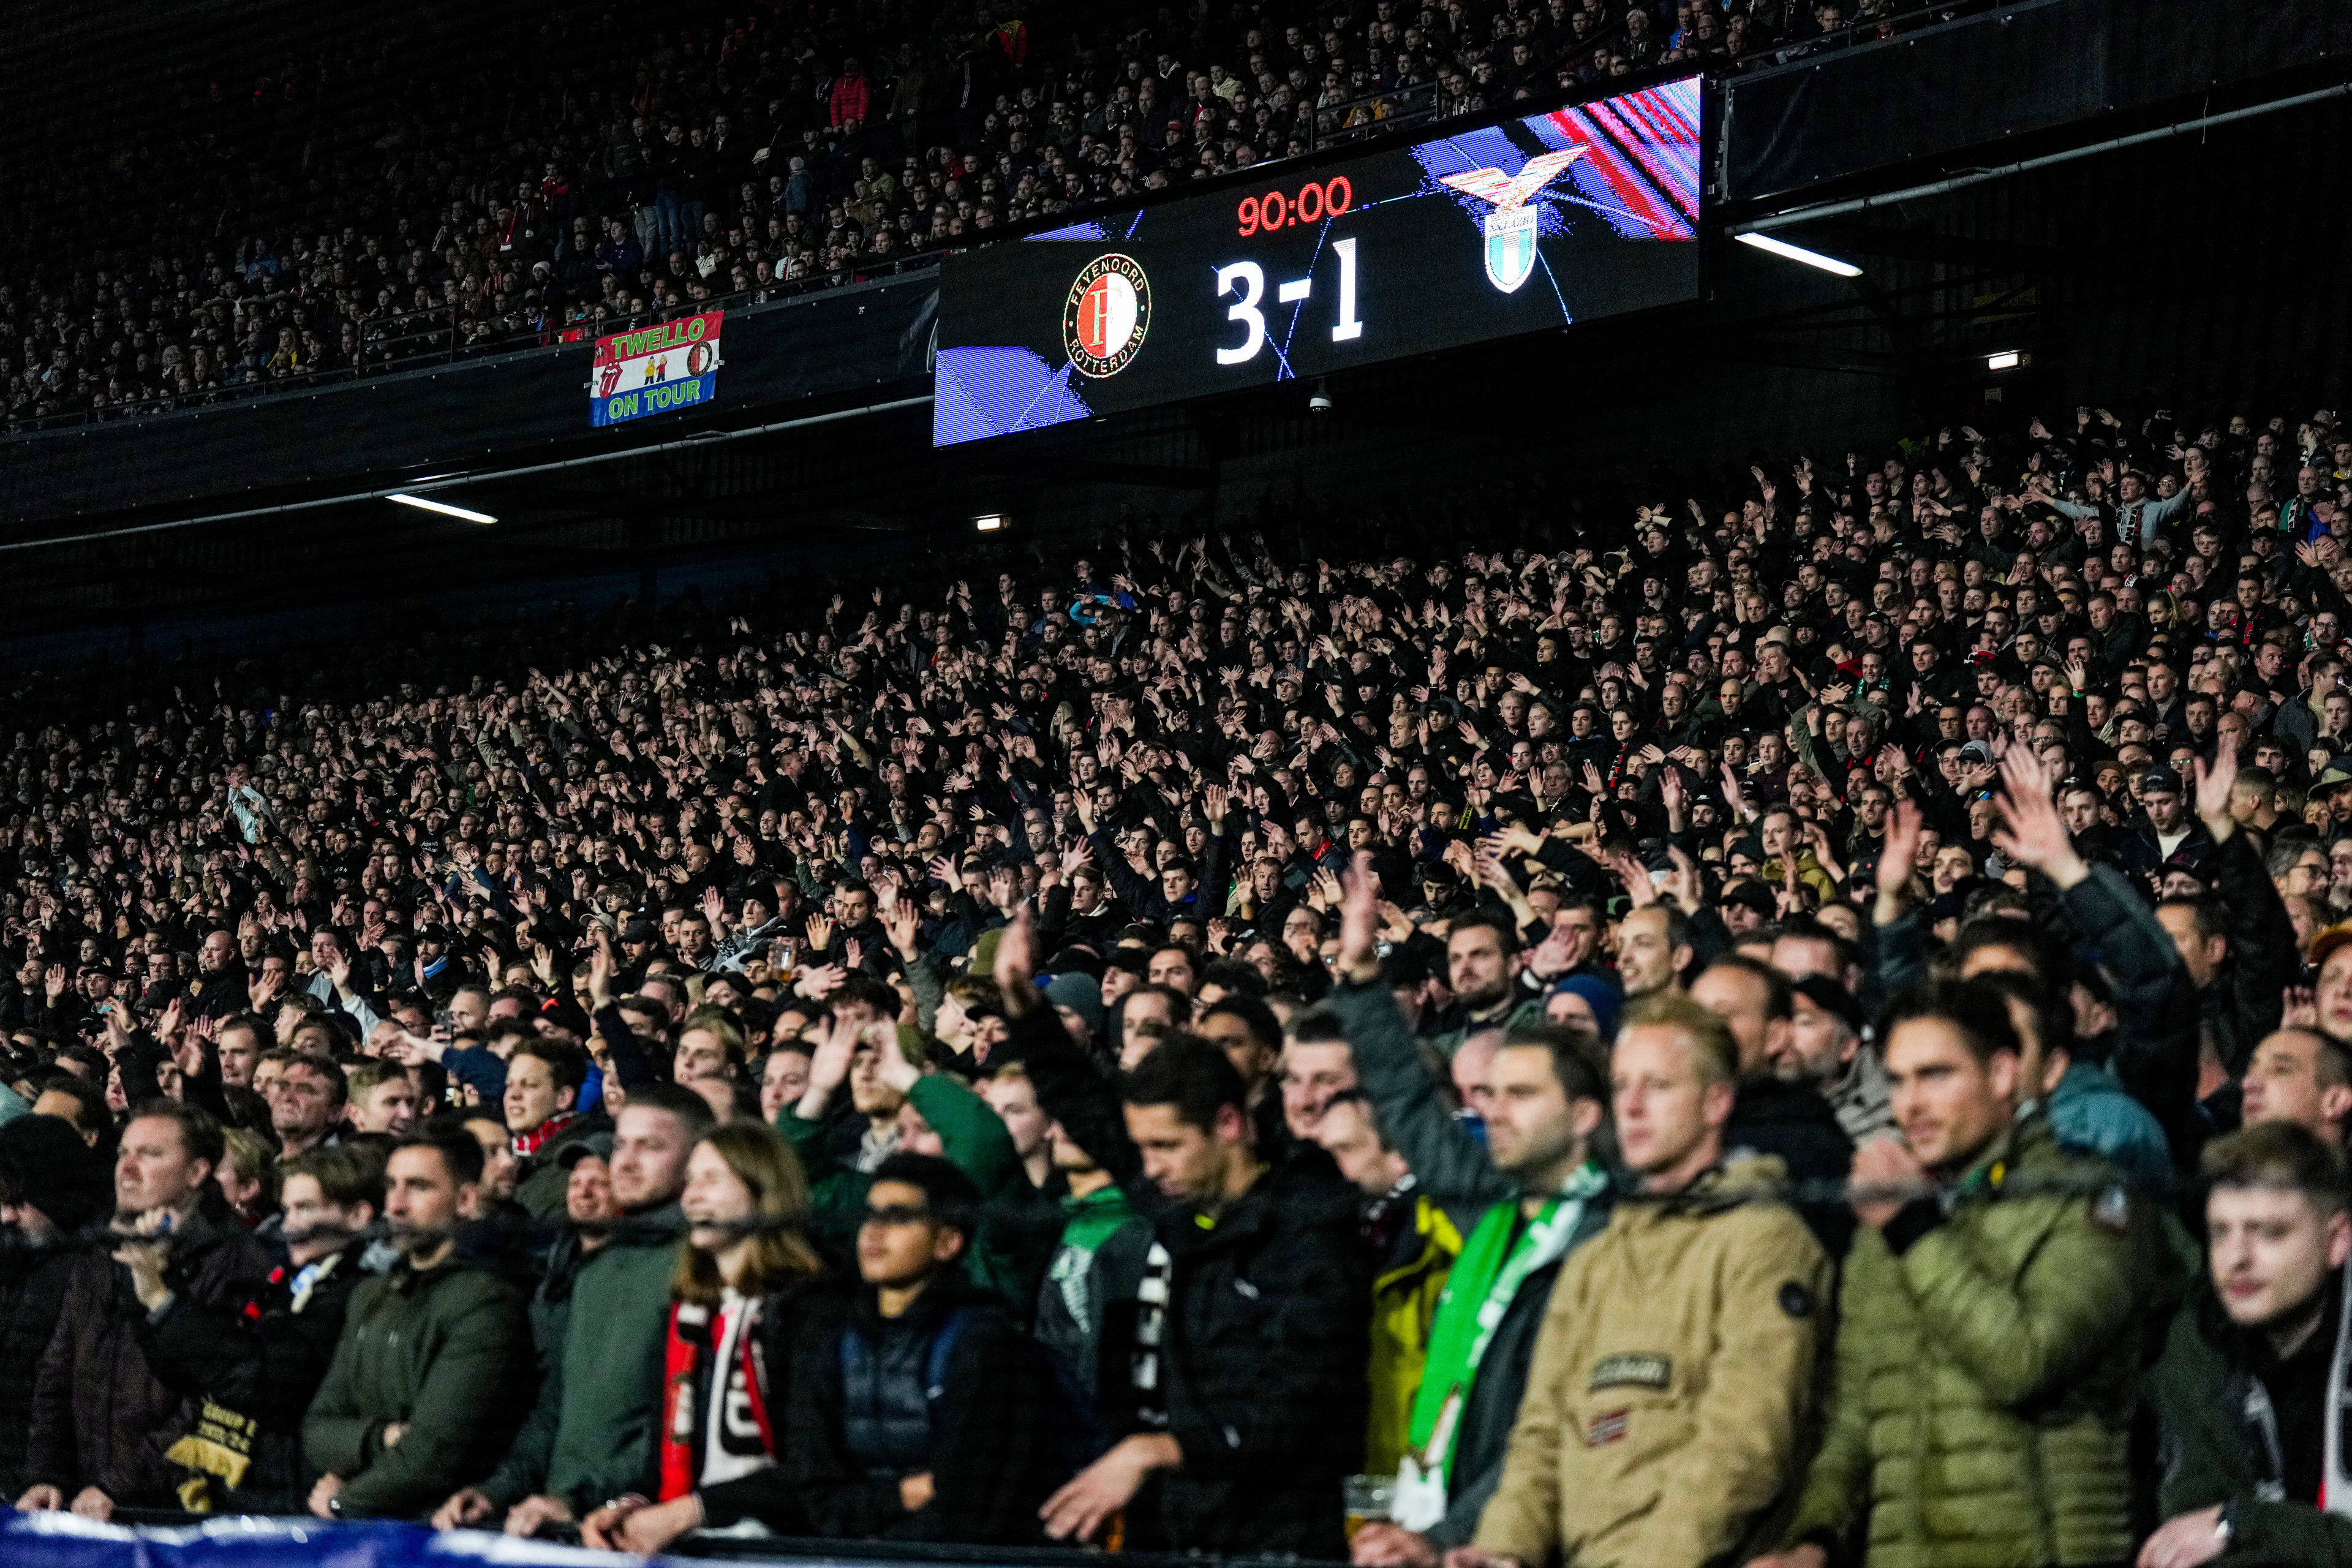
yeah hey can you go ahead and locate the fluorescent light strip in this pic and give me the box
[1986,350,2021,371]
[388,492,497,524]
[1734,231,1863,278]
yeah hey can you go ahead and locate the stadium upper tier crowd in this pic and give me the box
[9,400,2352,1568]
[2,0,1887,428]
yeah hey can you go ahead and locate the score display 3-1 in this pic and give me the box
[933,75,1701,447]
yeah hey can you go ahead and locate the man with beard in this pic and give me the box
[1424,914,1544,1057]
[438,1087,711,1536]
[1760,975,1893,1144]
[303,1128,531,1518]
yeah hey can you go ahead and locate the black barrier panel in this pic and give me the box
[1723,0,2352,205]
[0,276,939,532]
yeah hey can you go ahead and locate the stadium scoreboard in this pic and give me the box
[933,76,1702,446]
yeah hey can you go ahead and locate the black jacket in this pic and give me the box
[26,1205,277,1507]
[1000,1004,1371,1559]
[135,1241,375,1511]
[1727,1076,1856,1257]
[1088,826,1230,929]
[2146,1272,2352,1562]
[786,1274,1068,1544]
[654,1276,839,1534]
[0,1236,82,1498]
[2198,827,2299,1077]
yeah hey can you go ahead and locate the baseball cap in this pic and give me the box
[1788,974,1863,1036]
[2310,922,2352,971]
[2139,766,2184,796]
[556,1131,617,1169]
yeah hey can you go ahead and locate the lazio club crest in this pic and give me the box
[1438,148,1585,294]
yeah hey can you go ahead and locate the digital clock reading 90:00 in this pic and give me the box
[1235,176,1352,236]
[932,75,1704,445]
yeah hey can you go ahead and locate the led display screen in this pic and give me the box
[933,76,1702,445]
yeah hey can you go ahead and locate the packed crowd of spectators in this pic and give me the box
[7,397,2352,1566]
[1,0,1904,431]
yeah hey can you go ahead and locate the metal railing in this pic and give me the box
[1724,0,2007,75]
[2,246,951,438]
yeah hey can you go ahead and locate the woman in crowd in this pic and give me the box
[580,1121,829,1553]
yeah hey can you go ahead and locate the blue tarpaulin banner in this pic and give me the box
[0,1511,681,1568]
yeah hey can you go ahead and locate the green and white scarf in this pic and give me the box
[1392,1161,1608,1530]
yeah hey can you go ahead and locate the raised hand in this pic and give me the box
[1525,919,1578,981]
[1607,846,1656,909]
[1874,799,1923,919]
[993,906,1041,1016]
[1660,845,1702,913]
[792,962,846,1002]
[2191,733,2239,840]
[796,1013,862,1117]
[1338,851,1382,982]
[883,898,921,959]
[1990,748,2088,889]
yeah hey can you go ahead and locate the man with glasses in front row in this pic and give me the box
[787,1153,1068,1544]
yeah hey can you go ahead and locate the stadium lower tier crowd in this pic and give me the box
[10,402,2352,1565]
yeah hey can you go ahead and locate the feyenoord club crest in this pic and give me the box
[1437,148,1585,294]
[1063,254,1153,377]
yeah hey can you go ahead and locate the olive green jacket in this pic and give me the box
[481,1207,686,1513]
[303,1257,533,1518]
[1785,1118,2174,1567]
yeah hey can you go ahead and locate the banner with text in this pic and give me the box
[0,1510,676,1567]
[591,310,725,428]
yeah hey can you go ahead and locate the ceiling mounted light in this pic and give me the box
[388,493,496,524]
[1734,232,1863,278]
